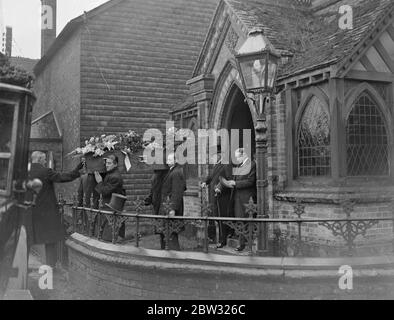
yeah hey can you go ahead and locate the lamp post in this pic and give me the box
[235,28,279,255]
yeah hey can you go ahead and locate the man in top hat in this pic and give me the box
[201,144,233,248]
[160,152,186,250]
[94,154,126,240]
[226,148,256,252]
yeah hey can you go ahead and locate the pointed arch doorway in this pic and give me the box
[221,85,255,160]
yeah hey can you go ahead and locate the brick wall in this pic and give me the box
[184,189,201,217]
[66,235,394,300]
[275,199,394,256]
[79,0,218,206]
[268,91,287,213]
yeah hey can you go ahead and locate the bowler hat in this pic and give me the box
[105,193,127,213]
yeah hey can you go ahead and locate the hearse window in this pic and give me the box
[0,103,15,192]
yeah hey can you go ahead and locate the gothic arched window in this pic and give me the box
[346,92,389,176]
[297,96,330,177]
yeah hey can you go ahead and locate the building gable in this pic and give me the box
[192,0,246,78]
[338,8,394,78]
[193,0,307,79]
[193,0,394,84]
[34,0,126,76]
[281,0,394,81]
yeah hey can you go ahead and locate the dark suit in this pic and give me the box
[77,173,100,234]
[77,173,100,209]
[95,167,125,240]
[205,162,232,245]
[160,164,186,250]
[232,158,257,248]
[95,167,125,205]
[160,164,186,216]
[29,162,82,266]
[145,169,170,249]
[145,169,169,215]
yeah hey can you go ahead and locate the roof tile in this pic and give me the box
[225,0,394,79]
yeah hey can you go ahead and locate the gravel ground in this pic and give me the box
[28,251,85,300]
[27,236,394,300]
[26,234,248,300]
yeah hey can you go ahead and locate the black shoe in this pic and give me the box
[235,246,245,252]
[216,243,226,249]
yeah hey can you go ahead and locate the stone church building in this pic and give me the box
[172,0,394,250]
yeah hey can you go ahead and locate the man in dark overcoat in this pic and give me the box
[77,159,100,233]
[160,153,186,250]
[94,154,125,241]
[227,148,256,252]
[201,149,233,248]
[145,168,169,215]
[77,167,100,209]
[145,166,169,249]
[29,151,83,267]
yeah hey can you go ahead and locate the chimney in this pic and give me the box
[5,26,11,57]
[41,0,57,57]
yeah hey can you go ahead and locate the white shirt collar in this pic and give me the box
[240,157,249,167]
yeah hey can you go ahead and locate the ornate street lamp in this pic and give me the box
[235,28,280,255]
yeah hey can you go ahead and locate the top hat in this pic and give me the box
[105,193,127,213]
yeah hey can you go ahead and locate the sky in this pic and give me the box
[1,0,109,59]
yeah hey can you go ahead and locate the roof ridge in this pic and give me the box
[227,0,311,11]
[311,0,342,13]
[223,0,248,31]
[34,0,127,76]
[192,0,227,77]
[277,0,394,80]
[224,0,312,38]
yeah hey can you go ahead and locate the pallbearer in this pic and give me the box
[201,144,233,248]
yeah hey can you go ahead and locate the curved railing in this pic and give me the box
[57,194,394,258]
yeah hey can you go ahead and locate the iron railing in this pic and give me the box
[57,194,394,258]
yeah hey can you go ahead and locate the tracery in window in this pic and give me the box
[346,92,389,176]
[297,96,330,177]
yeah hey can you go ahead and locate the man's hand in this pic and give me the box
[94,171,103,183]
[201,182,207,188]
[228,180,236,187]
[169,210,176,217]
[75,161,84,171]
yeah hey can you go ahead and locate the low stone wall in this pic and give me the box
[66,234,394,300]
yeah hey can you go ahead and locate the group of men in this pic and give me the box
[28,145,256,268]
[202,147,257,252]
[28,151,125,268]
[144,147,257,252]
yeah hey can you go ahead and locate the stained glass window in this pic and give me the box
[346,92,389,176]
[297,96,330,177]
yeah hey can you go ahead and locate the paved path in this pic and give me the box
[27,250,394,300]
[28,253,85,300]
